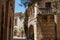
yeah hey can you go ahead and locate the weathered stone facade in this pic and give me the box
[13,13,26,38]
[26,0,60,40]
[0,0,15,40]
[37,14,55,40]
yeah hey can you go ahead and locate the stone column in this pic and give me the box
[34,20,37,40]
[34,3,38,18]
[57,14,60,40]
[0,0,2,39]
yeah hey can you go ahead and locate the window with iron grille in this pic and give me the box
[45,2,51,9]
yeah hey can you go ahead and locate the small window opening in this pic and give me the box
[45,2,51,9]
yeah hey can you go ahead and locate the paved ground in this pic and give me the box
[13,38,26,40]
[13,36,27,40]
[13,38,32,40]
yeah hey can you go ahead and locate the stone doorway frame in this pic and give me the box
[28,25,34,40]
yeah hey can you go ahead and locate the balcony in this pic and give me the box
[38,8,56,15]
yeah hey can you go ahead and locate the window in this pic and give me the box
[45,2,51,9]
[15,19,17,26]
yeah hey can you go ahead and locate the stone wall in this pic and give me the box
[0,0,14,40]
[57,14,60,40]
[37,14,55,40]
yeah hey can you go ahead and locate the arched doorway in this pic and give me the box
[28,25,34,40]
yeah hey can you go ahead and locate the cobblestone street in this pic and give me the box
[13,39,26,40]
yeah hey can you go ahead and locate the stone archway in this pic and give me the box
[28,25,34,40]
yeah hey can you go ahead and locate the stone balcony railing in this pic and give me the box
[38,8,57,15]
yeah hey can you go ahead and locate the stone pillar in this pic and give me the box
[34,20,37,40]
[37,24,43,40]
[34,3,38,18]
[0,0,2,39]
[37,15,43,40]
[57,14,60,40]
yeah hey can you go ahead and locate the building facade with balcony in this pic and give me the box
[26,0,60,40]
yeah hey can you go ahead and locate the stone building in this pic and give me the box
[26,0,60,40]
[13,13,26,39]
[0,0,15,40]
